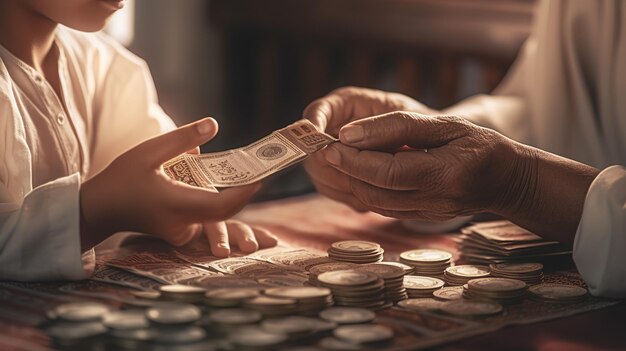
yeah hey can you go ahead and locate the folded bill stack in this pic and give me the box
[457,220,572,265]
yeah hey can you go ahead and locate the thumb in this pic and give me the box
[135,117,219,167]
[338,112,470,150]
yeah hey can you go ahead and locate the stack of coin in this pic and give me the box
[317,270,386,310]
[490,262,544,285]
[399,249,453,277]
[243,296,299,317]
[443,265,491,286]
[463,277,527,304]
[102,310,149,330]
[357,263,408,303]
[159,285,207,304]
[47,321,107,349]
[49,302,111,322]
[264,287,334,314]
[440,300,503,318]
[145,303,202,326]
[319,307,376,325]
[528,284,588,304]
[377,261,415,275]
[308,262,359,286]
[208,309,263,332]
[403,276,445,298]
[204,288,261,307]
[327,241,384,264]
[397,298,443,312]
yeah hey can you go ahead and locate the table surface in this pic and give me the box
[235,194,626,351]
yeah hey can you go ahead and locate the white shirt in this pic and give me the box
[0,27,174,281]
[445,0,626,297]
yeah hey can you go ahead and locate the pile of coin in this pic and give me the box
[327,241,384,264]
[399,249,453,277]
[243,296,299,317]
[403,275,445,298]
[308,262,359,286]
[444,265,491,286]
[317,270,386,310]
[528,283,588,304]
[490,262,544,285]
[264,287,334,314]
[440,300,503,318]
[357,263,408,303]
[463,277,527,304]
[205,288,261,307]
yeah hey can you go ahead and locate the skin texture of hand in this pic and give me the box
[302,86,438,211]
[324,112,599,244]
[80,118,277,256]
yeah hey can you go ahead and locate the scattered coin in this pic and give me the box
[145,303,202,325]
[319,307,376,324]
[440,300,503,317]
[528,284,588,304]
[333,324,394,344]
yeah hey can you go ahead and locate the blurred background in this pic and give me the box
[108,0,536,200]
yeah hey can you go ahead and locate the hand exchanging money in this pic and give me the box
[80,118,276,255]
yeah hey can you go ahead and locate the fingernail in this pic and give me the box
[324,145,341,166]
[340,125,364,144]
[217,243,230,249]
[196,118,214,136]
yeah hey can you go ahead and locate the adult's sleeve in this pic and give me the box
[573,165,626,298]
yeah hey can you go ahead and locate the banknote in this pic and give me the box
[162,119,337,189]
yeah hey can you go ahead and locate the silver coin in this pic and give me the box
[102,310,149,330]
[445,265,491,278]
[403,276,445,290]
[319,307,376,324]
[331,241,381,253]
[333,324,394,344]
[490,262,543,274]
[467,278,527,292]
[145,303,201,325]
[400,249,452,263]
[53,302,111,322]
[318,270,379,286]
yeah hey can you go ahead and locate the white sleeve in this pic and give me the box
[88,33,176,177]
[573,165,626,298]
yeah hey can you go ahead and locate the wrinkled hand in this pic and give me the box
[303,86,437,211]
[321,112,515,220]
[80,118,275,255]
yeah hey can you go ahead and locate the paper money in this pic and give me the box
[163,119,337,189]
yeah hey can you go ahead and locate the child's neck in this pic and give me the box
[0,1,58,74]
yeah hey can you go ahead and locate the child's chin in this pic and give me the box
[63,17,113,33]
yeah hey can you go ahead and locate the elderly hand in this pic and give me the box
[303,87,437,211]
[321,112,519,220]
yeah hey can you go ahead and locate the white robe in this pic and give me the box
[445,0,626,297]
[0,27,174,281]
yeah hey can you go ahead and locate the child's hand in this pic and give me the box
[203,220,278,257]
[79,118,262,250]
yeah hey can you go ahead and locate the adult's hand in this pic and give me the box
[80,118,276,254]
[323,112,599,243]
[302,87,437,211]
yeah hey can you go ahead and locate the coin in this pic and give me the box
[47,321,107,340]
[102,310,149,330]
[265,287,332,300]
[318,270,379,287]
[319,307,376,324]
[328,241,384,264]
[357,264,405,280]
[377,261,415,274]
[397,298,443,312]
[333,324,394,344]
[261,316,329,335]
[209,308,262,325]
[490,262,543,274]
[205,288,261,307]
[153,326,206,344]
[440,300,503,317]
[403,276,445,290]
[467,278,527,292]
[528,284,588,303]
[400,249,452,263]
[433,286,464,301]
[53,302,111,322]
[331,241,381,253]
[130,291,161,300]
[145,303,202,325]
[228,326,287,348]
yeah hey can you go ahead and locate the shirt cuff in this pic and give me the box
[573,165,626,298]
